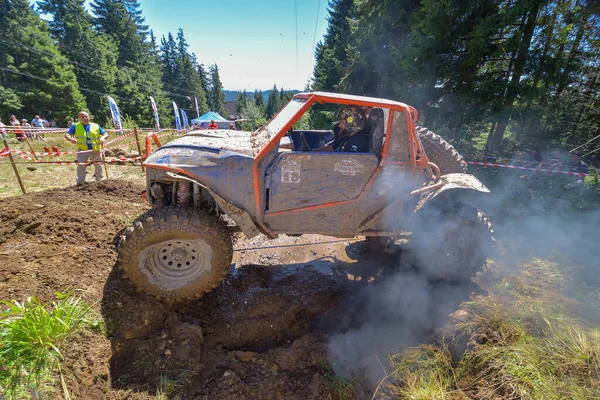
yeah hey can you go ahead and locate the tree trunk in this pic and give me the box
[484,1,542,155]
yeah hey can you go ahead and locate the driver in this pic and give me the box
[313,106,371,152]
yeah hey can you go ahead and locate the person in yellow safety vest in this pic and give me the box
[64,111,109,186]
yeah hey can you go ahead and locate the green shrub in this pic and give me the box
[0,294,100,399]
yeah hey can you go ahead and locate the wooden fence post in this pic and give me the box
[134,127,144,172]
[2,138,26,194]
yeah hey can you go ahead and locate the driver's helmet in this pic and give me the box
[338,106,365,136]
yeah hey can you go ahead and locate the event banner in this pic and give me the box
[107,96,123,133]
[172,102,182,132]
[194,97,200,118]
[181,109,189,129]
[149,96,160,130]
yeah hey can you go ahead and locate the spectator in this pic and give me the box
[49,119,56,128]
[228,122,235,130]
[199,122,206,129]
[570,152,589,174]
[208,120,219,130]
[10,115,24,141]
[31,115,46,139]
[545,149,566,169]
[64,111,109,186]
[31,115,44,128]
[67,117,75,128]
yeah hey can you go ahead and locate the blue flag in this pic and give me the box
[172,102,182,132]
[107,96,123,134]
[181,109,189,129]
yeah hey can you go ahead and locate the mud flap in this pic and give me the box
[414,173,490,213]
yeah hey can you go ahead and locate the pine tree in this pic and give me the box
[265,84,280,119]
[37,0,117,125]
[208,64,228,117]
[254,89,264,109]
[91,0,144,65]
[198,63,210,102]
[236,90,248,115]
[91,0,169,126]
[312,0,355,92]
[0,0,86,123]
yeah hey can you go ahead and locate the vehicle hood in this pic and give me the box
[162,129,254,156]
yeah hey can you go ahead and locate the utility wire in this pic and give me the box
[310,0,322,76]
[0,35,198,100]
[295,0,299,89]
[0,66,133,102]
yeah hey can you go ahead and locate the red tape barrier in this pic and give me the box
[467,161,588,177]
[9,157,143,165]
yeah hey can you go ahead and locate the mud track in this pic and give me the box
[0,181,478,399]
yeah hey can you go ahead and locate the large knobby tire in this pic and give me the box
[416,126,467,174]
[117,206,233,301]
[408,202,494,283]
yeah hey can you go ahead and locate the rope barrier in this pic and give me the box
[8,157,143,165]
[467,161,589,177]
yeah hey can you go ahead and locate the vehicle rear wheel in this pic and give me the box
[117,206,233,301]
[416,126,467,174]
[407,202,494,283]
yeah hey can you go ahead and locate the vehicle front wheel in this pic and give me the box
[117,206,233,301]
[407,202,494,283]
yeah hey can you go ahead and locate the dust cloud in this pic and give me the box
[327,170,600,384]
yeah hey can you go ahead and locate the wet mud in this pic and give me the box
[0,181,479,399]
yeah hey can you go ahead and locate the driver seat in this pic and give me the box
[368,108,385,157]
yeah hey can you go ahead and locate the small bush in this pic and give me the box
[0,294,100,398]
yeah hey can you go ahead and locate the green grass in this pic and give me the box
[384,257,600,400]
[0,294,101,399]
[0,130,179,198]
[155,375,183,400]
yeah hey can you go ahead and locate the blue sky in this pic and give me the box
[135,0,329,91]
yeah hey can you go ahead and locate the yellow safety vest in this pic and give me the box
[74,122,102,151]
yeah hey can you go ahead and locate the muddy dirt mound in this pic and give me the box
[0,181,479,399]
[0,180,147,302]
[101,262,355,398]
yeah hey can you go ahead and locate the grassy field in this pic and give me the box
[383,254,600,399]
[0,131,181,198]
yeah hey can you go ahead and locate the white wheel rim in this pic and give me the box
[137,238,213,291]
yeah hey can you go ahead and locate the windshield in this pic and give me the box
[251,98,307,155]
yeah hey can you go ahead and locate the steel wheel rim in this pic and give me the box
[138,238,213,291]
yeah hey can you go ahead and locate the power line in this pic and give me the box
[0,66,133,102]
[0,35,199,101]
[295,0,299,89]
[310,0,323,77]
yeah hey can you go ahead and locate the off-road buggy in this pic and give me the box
[118,92,493,301]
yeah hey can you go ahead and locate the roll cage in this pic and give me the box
[250,91,434,221]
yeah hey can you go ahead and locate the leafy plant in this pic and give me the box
[0,294,100,398]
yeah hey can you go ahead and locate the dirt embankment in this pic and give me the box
[0,181,475,399]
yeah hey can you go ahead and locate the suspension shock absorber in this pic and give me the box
[176,181,191,205]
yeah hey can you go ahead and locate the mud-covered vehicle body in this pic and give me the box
[119,92,492,301]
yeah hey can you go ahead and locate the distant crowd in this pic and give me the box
[0,115,77,141]
[190,120,236,130]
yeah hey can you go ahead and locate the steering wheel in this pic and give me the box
[298,132,312,152]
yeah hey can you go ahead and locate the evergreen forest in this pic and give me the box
[312,0,600,158]
[0,0,230,127]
